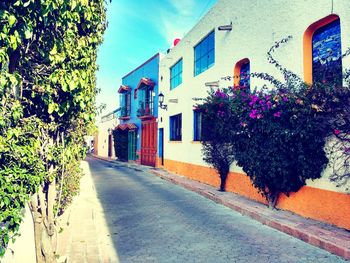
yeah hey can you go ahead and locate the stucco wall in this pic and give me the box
[158,0,350,194]
[97,117,118,158]
[121,54,161,152]
[2,205,36,263]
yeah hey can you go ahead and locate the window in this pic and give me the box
[194,31,215,76]
[170,59,183,90]
[303,14,341,84]
[120,92,131,117]
[193,111,202,141]
[234,58,250,89]
[137,88,153,117]
[170,114,182,141]
[312,18,342,85]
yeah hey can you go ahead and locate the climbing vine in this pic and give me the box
[0,0,107,261]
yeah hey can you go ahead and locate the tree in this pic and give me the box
[198,88,239,191]
[228,36,350,207]
[0,0,108,261]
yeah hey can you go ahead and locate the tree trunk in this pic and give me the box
[268,193,279,209]
[219,173,227,192]
[29,194,44,263]
[29,183,57,263]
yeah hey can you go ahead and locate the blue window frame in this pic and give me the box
[170,114,182,141]
[193,111,202,141]
[170,59,183,90]
[194,31,215,76]
[312,19,342,85]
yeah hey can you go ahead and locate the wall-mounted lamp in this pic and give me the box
[158,92,168,110]
[205,81,219,87]
[218,22,232,31]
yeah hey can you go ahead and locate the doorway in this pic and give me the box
[141,119,157,167]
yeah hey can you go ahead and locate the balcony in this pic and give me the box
[119,106,131,120]
[137,101,154,119]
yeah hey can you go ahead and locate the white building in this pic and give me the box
[96,109,119,158]
[158,0,350,230]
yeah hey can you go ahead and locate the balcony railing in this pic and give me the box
[120,106,131,118]
[137,100,153,118]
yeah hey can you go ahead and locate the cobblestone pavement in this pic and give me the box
[57,160,119,263]
[83,157,347,263]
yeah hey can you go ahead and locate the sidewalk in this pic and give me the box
[93,155,350,261]
[56,160,119,263]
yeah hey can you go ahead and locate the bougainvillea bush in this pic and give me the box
[232,85,328,206]
[197,88,238,191]
[200,37,350,206]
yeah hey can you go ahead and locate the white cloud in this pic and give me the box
[156,0,200,46]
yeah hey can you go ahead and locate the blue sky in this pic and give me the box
[96,0,217,117]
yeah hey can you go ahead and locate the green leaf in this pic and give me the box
[9,35,18,50]
[23,0,31,7]
[24,29,32,39]
[71,0,77,10]
[48,103,56,114]
[8,15,17,27]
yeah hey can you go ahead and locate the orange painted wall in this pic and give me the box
[163,159,350,230]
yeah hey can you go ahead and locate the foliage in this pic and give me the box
[0,0,108,260]
[197,88,238,191]
[0,96,45,256]
[113,129,128,161]
[201,36,350,206]
[232,85,330,206]
[234,37,350,205]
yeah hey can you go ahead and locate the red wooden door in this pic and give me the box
[141,119,157,167]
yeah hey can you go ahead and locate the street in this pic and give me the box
[74,157,347,263]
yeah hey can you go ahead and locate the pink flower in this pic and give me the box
[334,129,340,135]
[249,109,258,119]
[273,111,281,117]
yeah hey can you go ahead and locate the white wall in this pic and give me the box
[97,118,118,158]
[158,0,350,193]
[2,205,36,263]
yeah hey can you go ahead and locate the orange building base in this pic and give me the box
[160,158,350,230]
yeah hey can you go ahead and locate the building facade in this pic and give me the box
[157,0,350,229]
[117,53,162,166]
[96,109,119,158]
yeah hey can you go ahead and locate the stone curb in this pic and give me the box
[91,155,350,261]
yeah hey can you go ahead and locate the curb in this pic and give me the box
[91,155,350,260]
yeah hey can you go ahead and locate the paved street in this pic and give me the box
[73,157,347,263]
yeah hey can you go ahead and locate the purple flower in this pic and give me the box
[256,114,263,119]
[214,89,228,99]
[217,110,225,117]
[249,109,258,119]
[266,101,272,109]
[248,94,259,105]
[273,111,281,117]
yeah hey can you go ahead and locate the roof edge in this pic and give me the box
[122,53,160,80]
